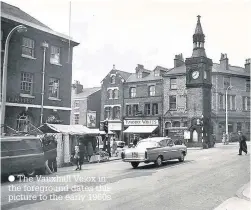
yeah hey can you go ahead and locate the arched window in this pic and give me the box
[108,89,113,99]
[16,113,32,132]
[129,87,136,98]
[113,89,119,99]
[173,121,180,127]
[113,106,120,119]
[111,76,115,84]
[165,122,171,128]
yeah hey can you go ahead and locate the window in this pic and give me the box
[104,107,112,119]
[129,87,136,98]
[113,106,120,119]
[132,104,138,116]
[148,85,155,96]
[246,80,250,92]
[113,89,119,99]
[152,103,158,115]
[22,37,35,57]
[165,122,171,128]
[154,71,160,77]
[169,95,177,110]
[74,100,80,108]
[223,76,231,90]
[108,89,113,99]
[50,46,61,64]
[173,121,180,127]
[16,113,32,132]
[170,78,177,89]
[183,121,188,127]
[21,72,33,95]
[219,94,224,110]
[242,97,250,111]
[237,122,242,132]
[144,103,151,115]
[111,76,115,84]
[74,114,79,124]
[126,105,132,116]
[137,71,142,78]
[49,78,60,98]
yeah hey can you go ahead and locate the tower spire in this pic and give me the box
[192,15,206,57]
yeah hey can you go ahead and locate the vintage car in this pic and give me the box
[121,137,187,168]
[1,135,46,179]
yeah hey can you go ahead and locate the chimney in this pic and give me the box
[220,53,229,70]
[174,53,184,67]
[74,81,83,94]
[135,64,144,73]
[245,58,251,71]
[113,64,116,70]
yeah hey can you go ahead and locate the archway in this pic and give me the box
[192,129,198,142]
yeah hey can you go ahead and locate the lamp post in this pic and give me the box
[1,25,27,134]
[225,85,233,142]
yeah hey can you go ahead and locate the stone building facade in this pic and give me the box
[1,2,79,133]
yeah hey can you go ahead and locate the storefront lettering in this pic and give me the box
[7,96,34,104]
[124,120,158,126]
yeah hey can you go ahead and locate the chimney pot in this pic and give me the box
[174,53,184,68]
[220,53,229,70]
[245,58,251,71]
[113,64,115,70]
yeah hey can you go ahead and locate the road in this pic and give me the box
[1,142,250,210]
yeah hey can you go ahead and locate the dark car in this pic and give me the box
[1,136,46,179]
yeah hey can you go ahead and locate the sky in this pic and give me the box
[2,0,251,88]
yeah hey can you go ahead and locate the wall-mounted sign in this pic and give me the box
[124,119,158,126]
[7,96,34,104]
[87,111,96,128]
[109,122,122,131]
[184,130,190,139]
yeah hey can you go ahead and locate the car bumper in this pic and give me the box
[122,158,149,163]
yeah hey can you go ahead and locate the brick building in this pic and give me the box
[71,81,101,128]
[123,64,168,144]
[1,2,79,133]
[100,65,131,140]
[163,17,250,142]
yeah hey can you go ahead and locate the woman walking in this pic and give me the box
[74,143,81,170]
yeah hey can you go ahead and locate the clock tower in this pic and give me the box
[185,15,213,148]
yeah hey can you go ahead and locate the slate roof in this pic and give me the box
[1,2,79,44]
[163,63,250,77]
[1,2,50,29]
[116,70,132,80]
[74,87,101,99]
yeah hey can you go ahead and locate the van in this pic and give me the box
[1,135,46,179]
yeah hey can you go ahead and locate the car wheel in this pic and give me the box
[24,169,36,177]
[131,162,139,169]
[155,156,162,167]
[179,153,185,162]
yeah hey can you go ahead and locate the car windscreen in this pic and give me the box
[136,141,158,148]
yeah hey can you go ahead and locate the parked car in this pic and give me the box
[110,140,125,148]
[121,137,187,168]
[1,135,46,179]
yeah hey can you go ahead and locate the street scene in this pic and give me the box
[1,143,250,210]
[1,0,250,210]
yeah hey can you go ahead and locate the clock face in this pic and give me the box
[192,71,200,79]
[204,70,207,79]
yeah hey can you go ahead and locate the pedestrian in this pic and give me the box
[238,131,248,155]
[87,140,94,161]
[78,140,85,170]
[74,143,81,170]
[112,138,117,156]
[222,131,226,145]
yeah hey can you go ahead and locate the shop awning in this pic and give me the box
[39,123,100,135]
[123,126,158,134]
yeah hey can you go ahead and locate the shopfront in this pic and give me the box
[123,119,159,145]
[108,121,122,140]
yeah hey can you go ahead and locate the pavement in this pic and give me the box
[1,142,250,210]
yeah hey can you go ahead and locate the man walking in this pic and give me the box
[238,131,248,155]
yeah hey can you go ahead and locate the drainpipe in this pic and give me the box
[40,42,49,125]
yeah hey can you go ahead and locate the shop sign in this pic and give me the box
[7,96,34,104]
[124,119,158,126]
[108,122,122,131]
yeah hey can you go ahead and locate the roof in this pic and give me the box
[39,123,100,135]
[126,70,163,82]
[74,87,101,99]
[115,70,132,80]
[163,63,250,77]
[1,2,79,44]
[194,15,204,34]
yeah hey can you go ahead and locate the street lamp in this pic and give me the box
[1,25,27,134]
[225,85,233,142]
